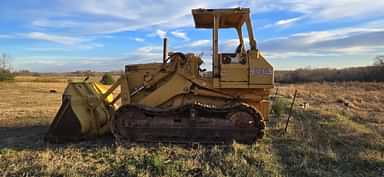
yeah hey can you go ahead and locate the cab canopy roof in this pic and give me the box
[192,8,250,29]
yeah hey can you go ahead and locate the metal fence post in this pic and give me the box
[284,90,298,133]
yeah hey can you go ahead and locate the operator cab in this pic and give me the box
[192,8,274,89]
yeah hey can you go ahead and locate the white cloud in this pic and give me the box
[265,51,340,60]
[77,43,104,50]
[4,0,384,72]
[23,0,239,34]
[224,39,239,48]
[23,32,104,50]
[190,40,210,47]
[32,19,142,34]
[15,57,126,72]
[249,0,384,21]
[121,45,166,63]
[326,46,379,54]
[155,29,167,39]
[275,17,303,26]
[136,46,162,53]
[20,0,384,36]
[26,47,72,52]
[3,0,383,36]
[224,38,250,48]
[25,32,82,45]
[171,31,189,41]
[259,26,384,59]
[219,38,253,53]
[134,37,145,42]
[0,34,13,38]
[32,19,80,28]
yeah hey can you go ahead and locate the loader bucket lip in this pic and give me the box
[45,98,83,143]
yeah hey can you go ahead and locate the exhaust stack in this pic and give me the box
[163,38,168,64]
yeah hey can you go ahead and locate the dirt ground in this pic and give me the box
[0,76,383,177]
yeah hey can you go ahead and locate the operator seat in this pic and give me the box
[222,44,246,64]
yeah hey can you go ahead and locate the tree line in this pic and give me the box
[275,56,384,83]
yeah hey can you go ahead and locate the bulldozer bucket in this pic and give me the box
[46,81,114,143]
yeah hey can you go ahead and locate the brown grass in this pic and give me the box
[1,77,383,176]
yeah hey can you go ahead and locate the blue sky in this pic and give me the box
[0,0,384,72]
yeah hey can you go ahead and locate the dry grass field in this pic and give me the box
[0,76,383,177]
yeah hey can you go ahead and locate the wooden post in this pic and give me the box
[284,90,297,133]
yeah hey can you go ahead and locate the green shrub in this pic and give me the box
[0,68,15,81]
[272,97,288,117]
[100,72,114,85]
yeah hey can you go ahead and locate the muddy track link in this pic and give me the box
[112,103,265,145]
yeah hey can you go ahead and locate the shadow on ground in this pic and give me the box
[0,124,114,151]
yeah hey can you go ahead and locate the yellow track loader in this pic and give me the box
[46,8,274,144]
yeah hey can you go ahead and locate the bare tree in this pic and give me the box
[0,53,14,81]
[374,55,384,66]
[0,53,12,70]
